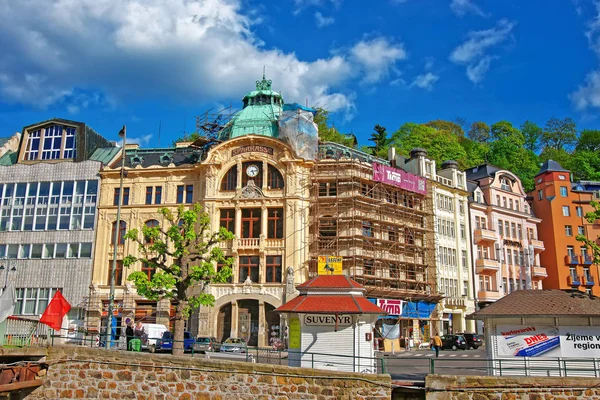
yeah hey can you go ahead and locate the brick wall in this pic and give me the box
[28,346,392,399]
[426,375,600,399]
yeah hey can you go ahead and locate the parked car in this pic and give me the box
[440,334,467,351]
[195,336,221,353]
[459,333,483,349]
[220,337,247,353]
[156,331,195,352]
[141,323,169,353]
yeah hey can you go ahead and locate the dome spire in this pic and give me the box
[256,67,272,91]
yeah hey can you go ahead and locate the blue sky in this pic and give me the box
[1,0,599,147]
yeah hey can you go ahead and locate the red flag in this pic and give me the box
[40,291,71,331]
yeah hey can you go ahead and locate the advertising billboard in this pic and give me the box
[317,256,343,275]
[372,162,427,195]
[496,325,600,358]
[376,299,403,316]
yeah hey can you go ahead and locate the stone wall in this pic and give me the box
[28,346,391,399]
[426,375,600,399]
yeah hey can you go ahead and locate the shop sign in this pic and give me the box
[231,145,274,156]
[376,299,403,316]
[317,256,343,275]
[372,162,427,195]
[497,325,600,358]
[304,314,352,326]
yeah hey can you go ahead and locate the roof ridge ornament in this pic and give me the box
[256,69,272,91]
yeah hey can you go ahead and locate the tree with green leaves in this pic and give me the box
[123,204,234,356]
[576,129,600,152]
[521,120,543,153]
[542,117,578,151]
[314,108,356,148]
[467,121,491,143]
[576,201,600,265]
[172,132,201,146]
[425,120,464,137]
[368,124,390,156]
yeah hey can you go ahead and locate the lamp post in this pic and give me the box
[106,125,126,350]
[0,259,16,296]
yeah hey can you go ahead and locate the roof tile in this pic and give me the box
[275,295,385,314]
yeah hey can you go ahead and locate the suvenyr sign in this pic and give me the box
[304,314,353,326]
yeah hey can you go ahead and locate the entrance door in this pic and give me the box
[217,303,232,343]
[239,309,250,343]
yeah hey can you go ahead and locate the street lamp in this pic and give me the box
[107,125,126,350]
[0,259,17,296]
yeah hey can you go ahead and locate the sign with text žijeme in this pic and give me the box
[496,325,600,358]
[317,256,343,275]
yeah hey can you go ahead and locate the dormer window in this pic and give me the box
[131,155,143,166]
[160,154,172,164]
[24,125,77,161]
[500,178,512,192]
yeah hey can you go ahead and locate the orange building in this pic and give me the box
[530,160,600,295]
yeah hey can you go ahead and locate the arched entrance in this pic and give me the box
[265,303,281,347]
[216,303,232,343]
[238,299,259,346]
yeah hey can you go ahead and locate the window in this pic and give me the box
[241,209,261,238]
[567,246,576,258]
[504,221,510,237]
[517,224,522,239]
[496,195,501,205]
[145,187,153,205]
[565,225,573,236]
[238,256,259,283]
[23,129,41,160]
[576,207,583,217]
[219,209,235,233]
[154,186,162,204]
[144,220,159,244]
[107,260,124,286]
[503,197,507,208]
[80,243,92,258]
[362,221,373,237]
[114,188,130,206]
[176,185,193,204]
[267,165,284,189]
[266,255,282,283]
[141,262,156,281]
[111,221,127,245]
[319,182,337,197]
[560,186,568,197]
[463,281,468,296]
[475,192,482,203]
[41,125,63,160]
[509,199,513,209]
[462,250,467,267]
[562,206,570,217]
[538,190,543,200]
[511,223,516,238]
[501,178,511,191]
[221,166,238,191]
[319,217,337,237]
[497,220,503,236]
[460,224,465,239]
[15,288,60,315]
[459,202,464,214]
[578,226,585,235]
[267,208,283,239]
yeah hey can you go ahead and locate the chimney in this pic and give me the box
[410,148,428,160]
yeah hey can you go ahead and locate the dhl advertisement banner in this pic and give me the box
[317,256,343,275]
[496,325,600,358]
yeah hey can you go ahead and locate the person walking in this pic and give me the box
[433,333,442,358]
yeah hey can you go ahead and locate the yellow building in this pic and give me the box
[88,77,313,347]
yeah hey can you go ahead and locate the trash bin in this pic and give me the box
[129,338,142,352]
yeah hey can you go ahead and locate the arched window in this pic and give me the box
[221,165,238,191]
[241,162,263,188]
[319,216,337,237]
[111,221,127,245]
[268,165,284,189]
[144,219,159,244]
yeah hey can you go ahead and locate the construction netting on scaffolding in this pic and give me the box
[277,103,319,160]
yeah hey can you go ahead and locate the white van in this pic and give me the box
[141,323,169,353]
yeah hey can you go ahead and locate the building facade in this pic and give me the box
[465,165,546,310]
[529,160,600,295]
[399,150,475,334]
[0,118,112,331]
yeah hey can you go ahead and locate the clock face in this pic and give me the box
[246,164,259,177]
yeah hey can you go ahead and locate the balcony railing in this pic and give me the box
[478,289,501,302]
[475,258,500,274]
[582,255,594,265]
[584,276,595,286]
[530,239,544,253]
[567,275,582,287]
[473,228,496,243]
[532,266,548,278]
[565,255,580,265]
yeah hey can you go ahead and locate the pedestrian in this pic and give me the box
[134,321,145,340]
[433,333,442,358]
[125,320,134,351]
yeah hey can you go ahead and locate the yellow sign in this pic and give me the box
[423,325,430,343]
[289,318,301,349]
[317,256,343,275]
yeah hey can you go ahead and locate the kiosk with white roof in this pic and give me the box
[275,275,386,373]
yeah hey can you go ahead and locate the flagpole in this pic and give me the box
[107,125,126,350]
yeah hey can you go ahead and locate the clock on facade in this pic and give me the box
[246,164,259,177]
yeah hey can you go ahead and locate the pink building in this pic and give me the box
[465,165,547,309]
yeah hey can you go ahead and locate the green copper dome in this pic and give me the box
[219,75,284,140]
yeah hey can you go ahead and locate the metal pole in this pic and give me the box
[106,125,126,350]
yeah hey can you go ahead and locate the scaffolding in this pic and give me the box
[195,106,238,141]
[309,143,439,302]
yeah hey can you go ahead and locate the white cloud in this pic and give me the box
[450,0,489,17]
[0,0,392,118]
[349,37,407,83]
[449,19,515,83]
[314,12,334,28]
[570,1,600,110]
[410,72,439,90]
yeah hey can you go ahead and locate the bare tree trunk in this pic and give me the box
[172,300,187,356]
